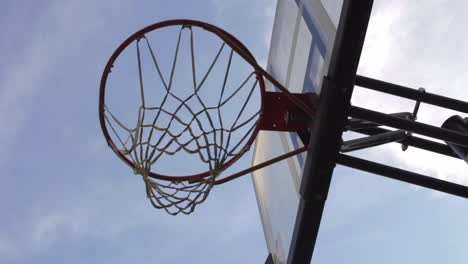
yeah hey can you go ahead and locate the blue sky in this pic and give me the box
[2,0,468,264]
[0,0,273,263]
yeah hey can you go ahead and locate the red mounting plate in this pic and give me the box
[260,92,316,132]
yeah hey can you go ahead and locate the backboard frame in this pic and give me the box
[255,1,468,263]
[286,1,374,263]
[252,0,374,263]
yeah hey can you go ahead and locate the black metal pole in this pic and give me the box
[341,130,407,152]
[355,75,468,114]
[350,127,460,159]
[349,106,468,146]
[336,154,468,199]
[286,1,374,263]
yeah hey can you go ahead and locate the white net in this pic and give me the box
[102,25,262,215]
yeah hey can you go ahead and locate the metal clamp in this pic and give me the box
[401,87,425,151]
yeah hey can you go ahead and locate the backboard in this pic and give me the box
[252,0,343,262]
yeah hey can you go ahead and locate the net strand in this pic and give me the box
[216,49,234,162]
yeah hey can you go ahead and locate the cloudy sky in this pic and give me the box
[1,0,468,264]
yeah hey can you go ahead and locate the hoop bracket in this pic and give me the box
[260,92,316,132]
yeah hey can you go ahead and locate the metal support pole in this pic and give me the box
[349,106,468,146]
[350,127,460,159]
[341,130,408,152]
[337,154,468,199]
[355,75,468,114]
[346,112,412,130]
[287,1,374,263]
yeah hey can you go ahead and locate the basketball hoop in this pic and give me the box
[99,19,315,215]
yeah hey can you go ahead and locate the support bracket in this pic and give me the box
[260,91,316,132]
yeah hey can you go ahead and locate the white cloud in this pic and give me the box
[0,1,264,263]
[0,236,15,258]
[358,0,408,78]
[2,176,261,259]
[33,212,68,248]
[0,31,52,151]
[0,0,136,163]
[211,0,275,65]
[0,0,141,255]
[353,0,468,190]
[12,176,150,253]
[262,1,277,49]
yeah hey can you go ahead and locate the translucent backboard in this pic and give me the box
[252,0,343,262]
